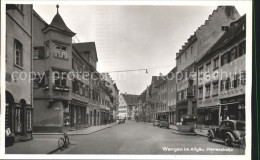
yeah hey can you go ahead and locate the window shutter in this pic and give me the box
[220,80,223,91]
[227,52,231,63]
[234,75,237,88]
[39,46,45,59]
[221,55,224,66]
[226,78,230,90]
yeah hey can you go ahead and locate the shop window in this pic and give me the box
[14,107,22,133]
[213,57,219,70]
[212,82,219,96]
[205,84,211,98]
[14,39,23,67]
[54,44,68,59]
[238,40,246,57]
[26,109,32,131]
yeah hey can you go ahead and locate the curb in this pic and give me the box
[44,123,117,154]
[172,130,197,136]
[34,124,117,136]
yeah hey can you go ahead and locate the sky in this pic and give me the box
[33,4,247,95]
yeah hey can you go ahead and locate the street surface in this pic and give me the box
[56,121,245,155]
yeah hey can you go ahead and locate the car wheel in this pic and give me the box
[207,132,213,142]
[159,125,162,128]
[224,135,233,146]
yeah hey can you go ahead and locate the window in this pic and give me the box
[179,56,181,65]
[199,66,203,77]
[213,82,219,96]
[45,44,50,58]
[241,72,246,85]
[14,39,23,67]
[230,75,236,89]
[213,57,219,70]
[221,78,230,91]
[178,91,182,101]
[54,71,67,87]
[14,107,22,133]
[206,62,211,72]
[33,46,44,59]
[54,44,68,59]
[190,46,193,55]
[33,47,39,59]
[184,89,187,100]
[230,47,237,61]
[198,87,203,99]
[27,109,32,131]
[238,41,246,56]
[185,52,187,59]
[205,84,211,98]
[221,52,229,66]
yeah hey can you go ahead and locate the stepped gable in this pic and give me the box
[198,14,246,63]
[175,6,238,60]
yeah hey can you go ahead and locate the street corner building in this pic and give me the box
[118,93,138,120]
[5,4,34,146]
[28,5,119,133]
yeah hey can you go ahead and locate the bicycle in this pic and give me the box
[58,132,70,150]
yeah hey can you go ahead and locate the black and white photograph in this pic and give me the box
[0,0,252,159]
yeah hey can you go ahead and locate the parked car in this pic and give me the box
[159,120,170,129]
[117,118,125,124]
[207,120,245,147]
[153,120,160,127]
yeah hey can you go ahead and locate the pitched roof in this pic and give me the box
[197,14,246,64]
[122,94,138,105]
[49,13,75,35]
[72,42,98,61]
[152,76,165,86]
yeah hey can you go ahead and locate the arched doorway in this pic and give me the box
[93,109,97,126]
[90,110,92,126]
[6,91,14,132]
[97,111,100,125]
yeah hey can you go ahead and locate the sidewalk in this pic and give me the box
[5,123,117,154]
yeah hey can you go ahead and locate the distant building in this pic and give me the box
[5,4,33,143]
[150,76,164,120]
[166,67,177,124]
[196,15,246,127]
[118,93,138,120]
[155,78,168,120]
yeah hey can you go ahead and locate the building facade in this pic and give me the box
[5,4,34,144]
[166,67,177,124]
[196,15,246,128]
[118,93,138,120]
[175,6,241,122]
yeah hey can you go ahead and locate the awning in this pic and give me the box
[220,101,244,105]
